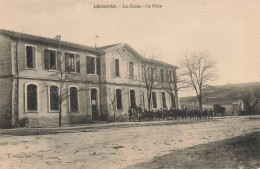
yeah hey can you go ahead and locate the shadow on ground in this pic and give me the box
[125,131,260,169]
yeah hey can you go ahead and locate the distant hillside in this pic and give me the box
[180,82,260,105]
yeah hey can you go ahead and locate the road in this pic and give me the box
[0,116,259,169]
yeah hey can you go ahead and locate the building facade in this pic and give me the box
[0,30,177,128]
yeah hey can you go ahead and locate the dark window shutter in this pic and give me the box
[96,57,101,75]
[44,50,50,70]
[65,53,69,72]
[76,55,80,73]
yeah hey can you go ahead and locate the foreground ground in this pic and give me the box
[0,116,259,169]
[126,131,260,169]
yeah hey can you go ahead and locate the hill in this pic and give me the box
[180,82,260,105]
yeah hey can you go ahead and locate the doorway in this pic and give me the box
[91,88,98,120]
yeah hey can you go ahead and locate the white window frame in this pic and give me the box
[25,44,37,70]
[115,88,123,110]
[68,85,80,113]
[65,52,79,73]
[128,61,134,78]
[25,82,40,113]
[152,91,157,109]
[129,89,136,108]
[48,49,58,71]
[114,58,120,77]
[89,87,100,116]
[48,84,60,113]
[87,55,97,75]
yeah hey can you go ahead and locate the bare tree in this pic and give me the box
[107,88,117,122]
[42,36,86,127]
[162,69,189,109]
[179,52,216,109]
[142,63,159,110]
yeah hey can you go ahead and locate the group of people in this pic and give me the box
[128,106,214,122]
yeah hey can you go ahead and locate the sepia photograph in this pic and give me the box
[0,0,259,168]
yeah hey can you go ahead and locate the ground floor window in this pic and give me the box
[152,92,157,108]
[26,84,38,111]
[130,90,136,108]
[70,86,79,112]
[162,92,167,108]
[171,93,176,108]
[116,89,123,109]
[50,86,59,111]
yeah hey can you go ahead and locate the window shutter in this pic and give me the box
[76,55,80,73]
[96,57,101,75]
[44,50,50,70]
[65,53,69,72]
[32,47,36,68]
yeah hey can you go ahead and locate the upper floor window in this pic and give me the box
[44,50,57,70]
[160,69,164,82]
[26,46,36,69]
[65,53,80,73]
[168,70,172,82]
[50,86,59,111]
[26,84,38,111]
[115,59,120,77]
[129,62,134,78]
[116,89,123,109]
[87,56,96,74]
[69,86,79,112]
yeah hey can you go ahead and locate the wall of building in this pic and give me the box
[0,78,13,128]
[17,78,101,127]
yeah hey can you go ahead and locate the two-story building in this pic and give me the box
[99,43,178,121]
[0,29,177,128]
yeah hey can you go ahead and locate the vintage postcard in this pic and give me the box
[0,0,259,168]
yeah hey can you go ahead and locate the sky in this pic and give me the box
[0,0,259,88]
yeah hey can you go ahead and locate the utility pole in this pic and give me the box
[55,35,62,127]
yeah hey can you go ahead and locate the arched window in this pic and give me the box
[69,86,79,112]
[26,84,38,111]
[152,92,157,108]
[130,90,136,108]
[116,89,123,109]
[162,92,167,108]
[50,86,59,111]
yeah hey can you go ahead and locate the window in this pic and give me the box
[151,67,154,79]
[44,50,57,70]
[162,92,167,108]
[115,59,120,76]
[152,92,157,108]
[65,53,80,73]
[160,69,164,82]
[50,86,59,111]
[70,87,79,112]
[130,90,136,108]
[129,62,134,78]
[26,84,38,111]
[142,65,145,80]
[116,89,123,109]
[26,46,36,69]
[87,56,96,74]
[168,70,172,82]
[171,93,176,108]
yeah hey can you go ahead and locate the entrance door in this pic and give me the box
[91,89,98,120]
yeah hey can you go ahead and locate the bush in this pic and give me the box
[213,104,226,116]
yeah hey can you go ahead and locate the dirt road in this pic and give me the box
[0,116,259,169]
